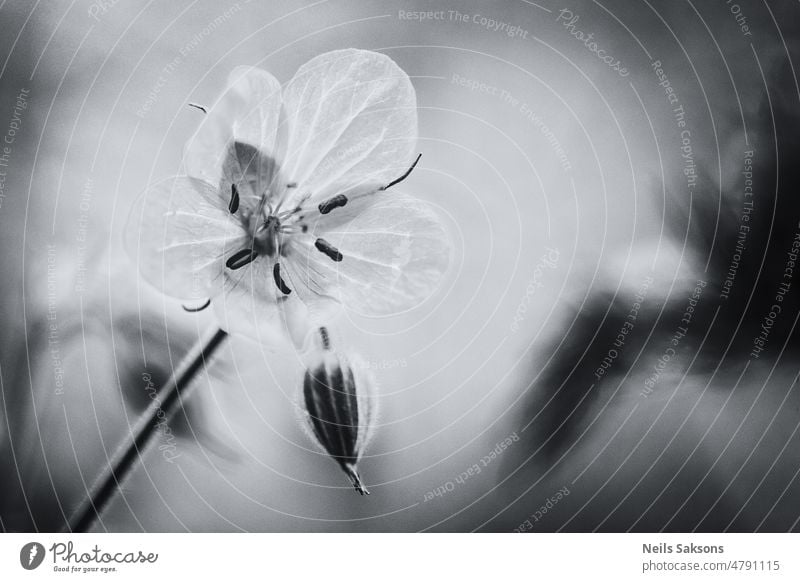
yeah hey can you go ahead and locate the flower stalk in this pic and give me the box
[68,326,228,532]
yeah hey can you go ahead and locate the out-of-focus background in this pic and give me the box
[1,0,799,532]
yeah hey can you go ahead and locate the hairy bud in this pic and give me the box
[301,327,376,495]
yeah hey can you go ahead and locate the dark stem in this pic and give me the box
[67,327,229,532]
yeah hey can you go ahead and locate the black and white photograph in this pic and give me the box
[0,0,799,577]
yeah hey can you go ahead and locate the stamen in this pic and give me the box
[187,102,207,114]
[182,298,211,312]
[277,205,304,220]
[228,183,240,214]
[319,326,331,350]
[382,153,422,190]
[226,248,258,270]
[315,238,343,262]
[273,262,292,294]
[287,182,297,188]
[318,194,348,215]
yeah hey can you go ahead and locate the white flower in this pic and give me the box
[125,49,451,347]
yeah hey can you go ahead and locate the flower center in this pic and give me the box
[216,143,430,298]
[221,144,415,295]
[252,213,281,257]
[223,182,306,295]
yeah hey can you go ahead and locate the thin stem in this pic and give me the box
[68,326,229,532]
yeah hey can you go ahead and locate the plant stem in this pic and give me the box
[68,326,229,532]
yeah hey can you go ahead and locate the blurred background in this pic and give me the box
[1,0,799,532]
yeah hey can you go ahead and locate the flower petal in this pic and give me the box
[184,66,284,187]
[212,282,287,347]
[124,177,245,301]
[290,194,451,316]
[219,141,286,213]
[279,257,344,326]
[213,265,332,350]
[281,49,417,205]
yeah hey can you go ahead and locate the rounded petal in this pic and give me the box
[290,194,451,316]
[281,49,417,205]
[184,66,284,187]
[124,177,246,301]
[279,258,344,331]
[218,141,287,213]
[212,283,288,347]
[213,257,337,349]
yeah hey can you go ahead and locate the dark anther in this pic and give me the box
[287,182,297,188]
[382,153,422,190]
[318,194,348,215]
[182,298,211,312]
[228,183,240,214]
[273,262,292,295]
[226,248,258,270]
[187,102,207,114]
[315,238,343,262]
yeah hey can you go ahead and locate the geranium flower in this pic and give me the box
[125,49,451,348]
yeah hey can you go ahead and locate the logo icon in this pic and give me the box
[20,542,45,570]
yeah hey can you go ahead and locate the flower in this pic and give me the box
[300,327,375,494]
[125,49,451,348]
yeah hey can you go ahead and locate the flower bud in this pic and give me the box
[301,327,376,495]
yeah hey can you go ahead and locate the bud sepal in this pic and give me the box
[300,327,376,495]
